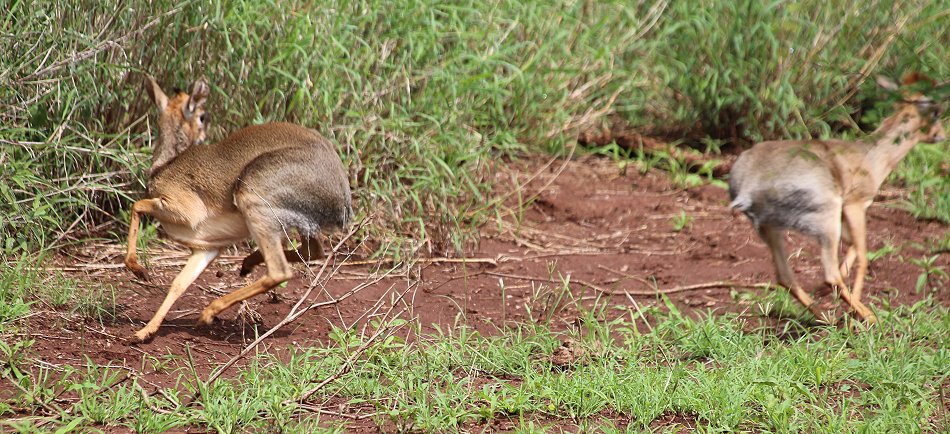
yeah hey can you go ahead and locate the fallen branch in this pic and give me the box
[288,305,409,404]
[598,264,772,295]
[484,271,611,294]
[297,404,379,420]
[205,218,376,385]
[485,268,771,298]
[1,370,65,416]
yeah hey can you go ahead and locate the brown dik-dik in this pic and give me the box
[124,75,352,343]
[729,73,945,323]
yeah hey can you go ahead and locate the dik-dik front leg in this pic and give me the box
[125,198,164,281]
[133,249,219,343]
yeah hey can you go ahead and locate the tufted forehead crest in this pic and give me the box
[900,72,934,87]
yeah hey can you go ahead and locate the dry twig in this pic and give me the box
[205,219,378,385]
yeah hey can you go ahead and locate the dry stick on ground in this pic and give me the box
[287,283,410,411]
[204,218,376,385]
[297,404,379,421]
[597,264,772,294]
[279,279,419,409]
[621,287,655,334]
[494,218,691,256]
[485,269,771,298]
[203,266,396,383]
[485,271,611,294]
[63,253,499,273]
[320,256,501,267]
[1,370,65,416]
[289,303,412,405]
[295,255,421,405]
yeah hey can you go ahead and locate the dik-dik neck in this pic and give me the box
[148,127,192,180]
[862,108,925,185]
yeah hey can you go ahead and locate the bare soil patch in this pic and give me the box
[22,153,950,416]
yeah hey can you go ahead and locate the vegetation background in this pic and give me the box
[2,0,948,258]
[0,0,948,432]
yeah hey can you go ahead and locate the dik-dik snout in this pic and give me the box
[124,74,352,343]
[729,72,946,324]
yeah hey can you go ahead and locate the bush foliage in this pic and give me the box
[1,0,947,255]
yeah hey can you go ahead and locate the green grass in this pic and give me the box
[2,297,947,432]
[892,142,950,224]
[0,255,119,327]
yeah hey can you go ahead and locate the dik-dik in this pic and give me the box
[124,76,352,343]
[729,73,945,323]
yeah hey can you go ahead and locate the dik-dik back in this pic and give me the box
[124,75,352,343]
[148,122,352,249]
[728,73,945,323]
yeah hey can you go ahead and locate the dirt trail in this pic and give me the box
[31,154,950,387]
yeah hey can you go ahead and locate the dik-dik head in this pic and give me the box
[876,73,946,144]
[144,75,210,177]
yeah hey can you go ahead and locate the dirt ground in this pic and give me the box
[27,153,950,415]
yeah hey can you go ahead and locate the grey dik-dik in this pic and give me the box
[729,73,946,323]
[124,75,352,343]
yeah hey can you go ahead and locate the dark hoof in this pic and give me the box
[196,312,219,327]
[129,266,150,282]
[125,262,150,281]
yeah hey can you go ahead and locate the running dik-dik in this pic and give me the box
[124,75,352,343]
[730,73,945,323]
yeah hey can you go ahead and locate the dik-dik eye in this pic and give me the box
[199,113,207,124]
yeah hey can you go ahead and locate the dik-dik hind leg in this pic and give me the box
[124,198,164,281]
[198,220,293,325]
[239,236,324,276]
[841,204,869,301]
[132,249,218,343]
[758,226,823,319]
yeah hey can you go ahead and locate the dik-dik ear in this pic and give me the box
[875,75,900,92]
[184,79,210,118]
[145,74,169,111]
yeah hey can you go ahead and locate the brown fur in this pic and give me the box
[125,75,352,343]
[729,74,946,324]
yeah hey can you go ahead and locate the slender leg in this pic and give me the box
[758,226,795,288]
[132,249,219,343]
[817,223,875,323]
[124,198,164,281]
[839,223,857,278]
[758,225,823,319]
[817,222,844,289]
[199,220,294,325]
[842,204,869,301]
[239,236,324,276]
